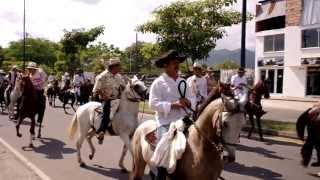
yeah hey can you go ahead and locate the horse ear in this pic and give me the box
[140,75,146,81]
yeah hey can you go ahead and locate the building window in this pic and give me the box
[264,34,284,52]
[307,67,320,96]
[302,28,320,48]
[260,68,283,94]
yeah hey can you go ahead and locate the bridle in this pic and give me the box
[126,83,147,102]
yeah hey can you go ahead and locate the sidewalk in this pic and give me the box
[0,140,42,180]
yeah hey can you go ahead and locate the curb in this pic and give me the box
[140,111,299,140]
[0,137,51,180]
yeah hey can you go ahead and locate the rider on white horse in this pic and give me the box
[73,68,85,98]
[149,50,196,180]
[231,67,248,111]
[92,57,126,143]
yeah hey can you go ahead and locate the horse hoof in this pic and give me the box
[120,168,128,173]
[89,154,94,160]
[37,134,41,139]
[29,144,34,148]
[17,133,22,138]
[79,162,86,168]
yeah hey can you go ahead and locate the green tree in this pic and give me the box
[137,0,247,62]
[123,41,145,72]
[213,59,240,70]
[5,37,60,67]
[60,26,105,73]
[0,46,4,67]
[140,43,161,74]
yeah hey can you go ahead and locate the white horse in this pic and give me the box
[68,76,148,171]
[8,73,23,119]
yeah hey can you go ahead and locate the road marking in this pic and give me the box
[0,137,51,180]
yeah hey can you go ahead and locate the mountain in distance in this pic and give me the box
[204,49,255,69]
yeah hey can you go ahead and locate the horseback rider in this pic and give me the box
[61,72,71,92]
[47,73,56,85]
[5,65,20,105]
[187,62,208,105]
[149,50,196,180]
[26,62,46,123]
[205,67,218,94]
[73,68,85,103]
[92,57,126,143]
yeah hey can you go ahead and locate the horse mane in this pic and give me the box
[21,76,35,96]
[296,108,311,140]
[196,86,221,117]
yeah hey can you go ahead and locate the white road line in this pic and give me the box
[0,137,51,180]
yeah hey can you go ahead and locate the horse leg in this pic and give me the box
[223,145,236,163]
[130,135,146,180]
[256,115,264,141]
[247,113,255,139]
[86,129,96,160]
[15,116,23,137]
[76,134,86,167]
[119,144,129,173]
[63,101,68,114]
[29,117,36,148]
[71,98,76,112]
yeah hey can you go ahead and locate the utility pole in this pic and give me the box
[240,0,247,68]
[135,32,138,73]
[23,0,26,70]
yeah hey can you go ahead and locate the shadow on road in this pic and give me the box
[24,138,76,159]
[81,164,150,180]
[224,162,284,180]
[263,138,301,147]
[237,144,286,160]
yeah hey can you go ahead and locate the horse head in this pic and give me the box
[127,75,149,101]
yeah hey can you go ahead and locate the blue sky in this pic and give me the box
[0,0,258,50]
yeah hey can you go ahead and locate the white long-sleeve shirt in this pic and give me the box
[73,74,85,87]
[149,73,196,126]
[186,75,207,103]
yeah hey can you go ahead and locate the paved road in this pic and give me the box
[0,102,319,180]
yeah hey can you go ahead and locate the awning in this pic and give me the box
[256,0,286,22]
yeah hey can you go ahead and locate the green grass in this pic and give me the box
[259,120,296,132]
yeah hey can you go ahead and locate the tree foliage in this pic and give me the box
[137,0,247,62]
[4,37,60,67]
[60,26,105,73]
[213,59,240,70]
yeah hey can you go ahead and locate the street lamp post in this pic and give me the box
[23,0,26,70]
[240,0,247,68]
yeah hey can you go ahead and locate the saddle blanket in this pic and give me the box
[147,120,187,174]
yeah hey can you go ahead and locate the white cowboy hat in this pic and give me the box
[108,57,121,67]
[0,69,5,74]
[64,72,70,76]
[193,62,203,69]
[26,62,38,69]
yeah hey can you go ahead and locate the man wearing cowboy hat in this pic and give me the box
[205,67,218,94]
[92,57,126,143]
[5,65,19,106]
[61,72,71,90]
[149,50,196,180]
[26,62,47,123]
[231,67,248,93]
[73,68,85,104]
[186,62,207,105]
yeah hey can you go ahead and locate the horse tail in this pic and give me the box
[68,113,78,140]
[296,108,311,140]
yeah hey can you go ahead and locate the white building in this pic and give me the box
[255,0,320,99]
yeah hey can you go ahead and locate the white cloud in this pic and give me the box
[0,0,258,51]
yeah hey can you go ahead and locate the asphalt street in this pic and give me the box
[0,102,319,180]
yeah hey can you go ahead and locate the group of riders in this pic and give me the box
[5,49,320,179]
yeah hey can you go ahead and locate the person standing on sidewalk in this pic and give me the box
[187,62,207,106]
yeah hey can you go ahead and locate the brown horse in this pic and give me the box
[296,107,320,167]
[246,80,270,141]
[15,75,45,147]
[130,84,245,180]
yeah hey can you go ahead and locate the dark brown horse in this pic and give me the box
[296,107,320,167]
[15,75,46,147]
[246,80,270,141]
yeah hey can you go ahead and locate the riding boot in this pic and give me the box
[96,100,111,143]
[156,167,167,180]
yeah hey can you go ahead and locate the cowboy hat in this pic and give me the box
[26,62,38,69]
[108,57,121,67]
[193,62,203,69]
[0,69,5,74]
[238,67,246,73]
[153,50,186,68]
[207,67,214,72]
[64,72,70,76]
